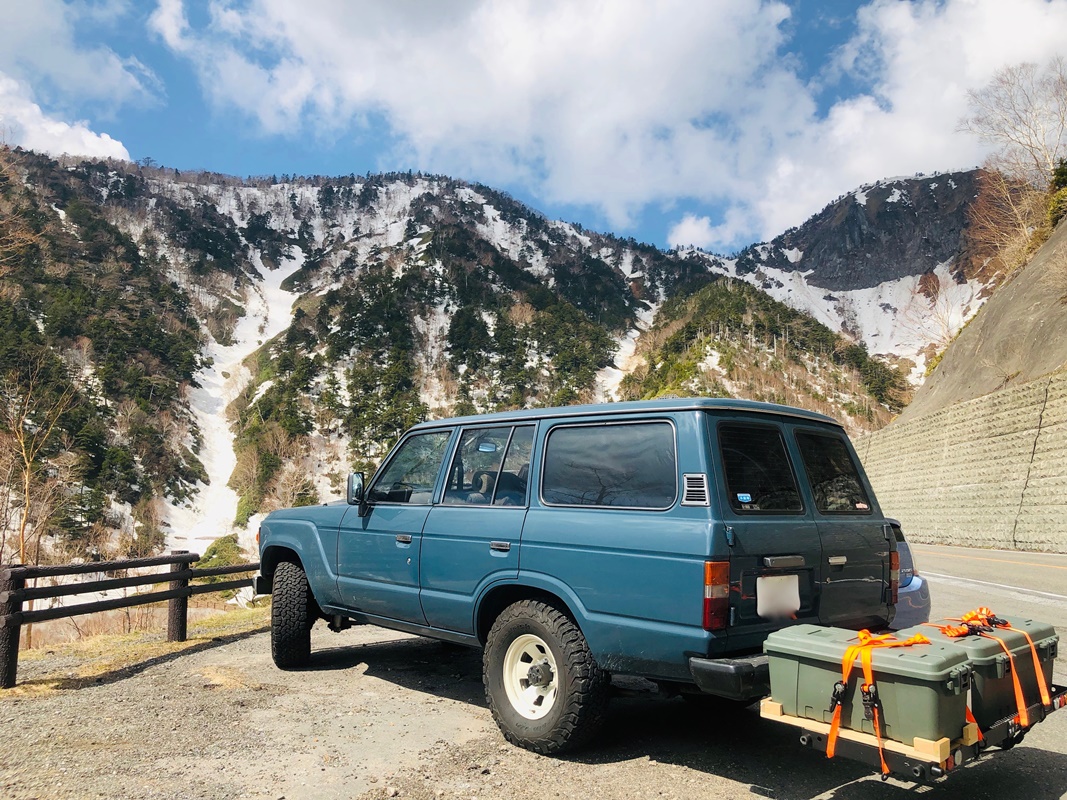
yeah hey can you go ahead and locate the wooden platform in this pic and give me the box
[760,699,979,764]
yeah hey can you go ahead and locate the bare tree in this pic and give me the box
[0,360,78,564]
[967,168,1049,273]
[960,58,1067,275]
[961,57,1067,192]
[0,147,41,276]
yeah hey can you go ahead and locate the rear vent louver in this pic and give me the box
[681,473,710,506]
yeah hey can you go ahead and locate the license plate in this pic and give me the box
[756,575,801,619]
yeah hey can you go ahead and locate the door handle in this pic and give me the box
[396,534,413,544]
[763,555,804,569]
[828,555,848,566]
[489,541,511,553]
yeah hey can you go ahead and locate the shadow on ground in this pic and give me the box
[299,634,1067,800]
[11,625,271,692]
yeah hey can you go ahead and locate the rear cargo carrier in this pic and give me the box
[761,617,1066,782]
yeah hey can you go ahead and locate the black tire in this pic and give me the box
[483,599,609,755]
[271,560,314,669]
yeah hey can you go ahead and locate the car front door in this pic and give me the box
[336,429,453,624]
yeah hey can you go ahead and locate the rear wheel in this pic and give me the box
[271,560,315,669]
[483,599,609,754]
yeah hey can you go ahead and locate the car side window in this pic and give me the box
[494,426,534,506]
[541,422,677,509]
[795,430,872,514]
[444,427,512,505]
[367,430,452,504]
[718,423,803,514]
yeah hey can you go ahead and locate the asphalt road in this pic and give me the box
[912,543,1067,635]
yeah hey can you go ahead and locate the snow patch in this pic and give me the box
[698,254,985,381]
[164,249,305,555]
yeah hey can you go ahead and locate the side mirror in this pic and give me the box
[347,472,364,506]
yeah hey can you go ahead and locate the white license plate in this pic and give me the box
[756,575,801,618]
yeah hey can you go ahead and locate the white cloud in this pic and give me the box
[147,0,1067,250]
[148,0,802,228]
[0,0,154,110]
[668,215,717,250]
[0,0,155,160]
[0,73,129,160]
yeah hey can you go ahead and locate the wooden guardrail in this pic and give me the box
[0,550,260,689]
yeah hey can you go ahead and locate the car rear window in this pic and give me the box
[718,423,803,514]
[794,430,872,514]
[541,422,677,509]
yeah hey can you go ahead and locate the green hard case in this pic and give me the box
[765,625,973,744]
[896,617,1058,731]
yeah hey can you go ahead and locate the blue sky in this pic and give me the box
[2,0,1066,253]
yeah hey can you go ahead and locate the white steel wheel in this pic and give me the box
[502,633,559,719]
[483,599,610,754]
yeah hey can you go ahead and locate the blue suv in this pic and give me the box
[256,398,896,753]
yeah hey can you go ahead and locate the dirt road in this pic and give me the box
[3,562,1067,800]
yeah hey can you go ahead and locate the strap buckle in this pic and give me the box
[829,681,846,711]
[861,684,879,721]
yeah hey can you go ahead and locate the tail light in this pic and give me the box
[889,550,900,606]
[703,561,730,631]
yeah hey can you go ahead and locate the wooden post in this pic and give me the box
[166,551,189,643]
[0,566,25,689]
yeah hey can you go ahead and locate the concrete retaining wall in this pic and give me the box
[857,369,1067,552]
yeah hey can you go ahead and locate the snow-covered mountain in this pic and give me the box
[0,150,991,561]
[676,172,990,380]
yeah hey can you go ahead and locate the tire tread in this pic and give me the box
[271,560,313,669]
[483,599,609,755]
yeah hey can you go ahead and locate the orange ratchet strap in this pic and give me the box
[826,630,931,777]
[962,607,1052,709]
[928,606,1046,729]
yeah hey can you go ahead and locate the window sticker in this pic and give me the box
[737,492,752,503]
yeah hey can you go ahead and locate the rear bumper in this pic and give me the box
[689,653,770,701]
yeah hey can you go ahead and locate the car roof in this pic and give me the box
[408,397,843,431]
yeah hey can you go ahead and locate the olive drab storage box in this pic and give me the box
[898,616,1059,731]
[764,625,973,745]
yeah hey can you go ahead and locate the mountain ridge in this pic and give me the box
[0,148,992,560]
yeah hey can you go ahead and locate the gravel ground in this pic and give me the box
[2,615,1066,800]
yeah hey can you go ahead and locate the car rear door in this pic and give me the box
[419,424,533,633]
[792,427,892,629]
[712,418,823,653]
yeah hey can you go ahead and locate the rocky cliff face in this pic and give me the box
[900,218,1067,422]
[738,170,982,291]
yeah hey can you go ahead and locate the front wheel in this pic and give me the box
[483,599,609,754]
[271,560,315,669]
